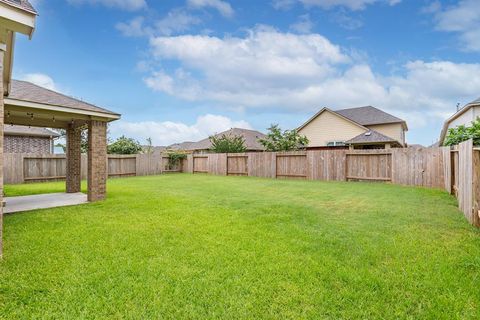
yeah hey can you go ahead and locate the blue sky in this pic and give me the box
[14,0,480,146]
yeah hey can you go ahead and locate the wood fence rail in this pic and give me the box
[4,142,479,227]
[4,153,185,184]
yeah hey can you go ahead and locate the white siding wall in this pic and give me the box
[448,107,475,130]
[298,110,365,147]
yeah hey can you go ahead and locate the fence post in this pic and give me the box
[472,149,480,227]
[187,154,193,174]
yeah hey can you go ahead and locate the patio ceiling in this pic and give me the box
[4,80,120,129]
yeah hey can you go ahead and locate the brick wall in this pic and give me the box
[88,120,107,202]
[4,135,52,153]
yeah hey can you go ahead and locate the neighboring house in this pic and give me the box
[297,106,408,149]
[168,128,266,153]
[167,141,195,152]
[439,98,480,145]
[4,125,59,153]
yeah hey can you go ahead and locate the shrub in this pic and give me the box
[444,117,480,146]
[166,150,187,170]
[258,124,309,151]
[108,136,143,154]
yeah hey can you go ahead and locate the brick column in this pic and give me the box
[66,124,82,193]
[87,120,107,202]
[0,47,4,258]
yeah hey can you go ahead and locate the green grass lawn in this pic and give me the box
[1,174,479,319]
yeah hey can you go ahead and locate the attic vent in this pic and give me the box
[365,131,372,136]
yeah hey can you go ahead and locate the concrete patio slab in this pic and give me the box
[4,192,88,214]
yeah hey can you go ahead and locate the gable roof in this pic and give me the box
[7,80,120,118]
[345,129,398,145]
[335,106,407,128]
[439,97,480,143]
[4,125,60,137]
[297,107,369,132]
[298,106,407,132]
[1,0,36,13]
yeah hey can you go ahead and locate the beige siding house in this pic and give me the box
[298,106,408,149]
[439,98,480,144]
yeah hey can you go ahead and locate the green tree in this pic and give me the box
[55,128,88,153]
[258,124,309,151]
[444,117,480,146]
[108,135,143,154]
[210,133,247,153]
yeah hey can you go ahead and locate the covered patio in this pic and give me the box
[4,192,87,214]
[4,80,120,201]
[0,0,120,257]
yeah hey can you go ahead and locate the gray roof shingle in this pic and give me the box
[335,106,405,126]
[4,125,60,137]
[9,80,120,117]
[170,128,266,151]
[346,129,397,144]
[468,97,480,105]
[1,0,36,13]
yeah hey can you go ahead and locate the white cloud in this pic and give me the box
[432,0,480,52]
[109,114,252,146]
[330,9,363,29]
[20,73,57,91]
[187,0,234,17]
[290,14,314,33]
[273,0,401,11]
[142,27,480,129]
[67,0,146,11]
[116,16,148,37]
[155,9,202,36]
[116,9,202,37]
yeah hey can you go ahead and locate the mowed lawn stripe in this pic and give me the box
[1,174,479,319]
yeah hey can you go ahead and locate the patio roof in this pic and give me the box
[4,80,120,128]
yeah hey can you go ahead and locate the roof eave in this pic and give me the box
[439,101,480,144]
[297,107,369,132]
[5,97,122,120]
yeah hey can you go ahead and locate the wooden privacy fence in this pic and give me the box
[4,153,185,184]
[4,142,479,227]
[188,148,450,188]
[185,145,479,227]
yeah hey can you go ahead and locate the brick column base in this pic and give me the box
[66,124,82,193]
[88,120,107,202]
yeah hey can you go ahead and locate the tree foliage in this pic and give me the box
[258,124,309,151]
[107,135,143,154]
[210,133,247,153]
[444,117,480,146]
[55,128,88,153]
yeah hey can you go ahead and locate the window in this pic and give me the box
[326,141,346,147]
